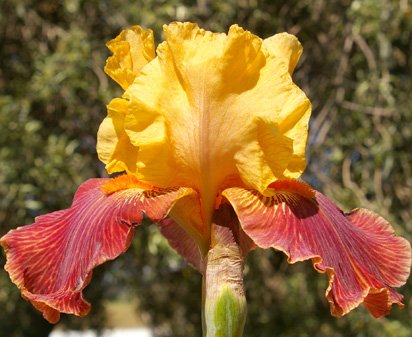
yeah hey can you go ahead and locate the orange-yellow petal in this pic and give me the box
[97,98,139,173]
[98,22,311,224]
[105,25,155,89]
[223,179,411,318]
[0,176,195,323]
[167,190,209,254]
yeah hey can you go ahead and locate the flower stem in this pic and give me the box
[202,208,247,337]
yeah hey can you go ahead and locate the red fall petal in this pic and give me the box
[0,176,194,323]
[223,179,411,318]
[158,218,203,271]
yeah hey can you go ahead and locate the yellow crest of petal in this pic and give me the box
[105,26,156,89]
[98,22,311,205]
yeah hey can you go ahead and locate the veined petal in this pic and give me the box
[98,22,311,223]
[211,203,257,257]
[105,25,155,89]
[158,218,203,271]
[0,175,194,323]
[223,179,411,317]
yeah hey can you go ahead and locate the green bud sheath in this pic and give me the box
[202,207,247,337]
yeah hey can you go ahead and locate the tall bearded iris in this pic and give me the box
[1,22,410,336]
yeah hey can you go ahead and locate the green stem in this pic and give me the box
[202,212,247,337]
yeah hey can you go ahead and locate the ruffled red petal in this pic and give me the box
[223,179,411,317]
[0,176,194,323]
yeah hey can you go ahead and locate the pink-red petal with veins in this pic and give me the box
[158,218,203,271]
[0,176,194,323]
[223,179,411,318]
[212,203,256,257]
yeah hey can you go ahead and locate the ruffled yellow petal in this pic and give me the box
[98,22,311,220]
[262,33,310,178]
[96,98,138,173]
[105,26,155,89]
[232,33,311,191]
[264,32,303,74]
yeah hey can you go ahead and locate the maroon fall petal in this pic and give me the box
[223,179,411,318]
[0,176,194,323]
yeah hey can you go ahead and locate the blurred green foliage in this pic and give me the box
[0,0,411,336]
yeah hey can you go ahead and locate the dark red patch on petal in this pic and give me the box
[223,179,411,318]
[0,177,194,323]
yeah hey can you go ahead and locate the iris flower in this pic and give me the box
[1,22,410,336]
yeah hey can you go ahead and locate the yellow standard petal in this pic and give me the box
[98,22,311,223]
[105,25,156,89]
[97,98,139,173]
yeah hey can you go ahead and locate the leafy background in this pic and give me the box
[0,0,411,336]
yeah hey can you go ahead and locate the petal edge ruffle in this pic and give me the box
[223,179,411,317]
[105,23,311,200]
[105,25,155,89]
[0,176,194,323]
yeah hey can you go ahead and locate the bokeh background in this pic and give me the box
[1,0,411,336]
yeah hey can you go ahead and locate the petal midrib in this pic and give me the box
[197,67,219,228]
